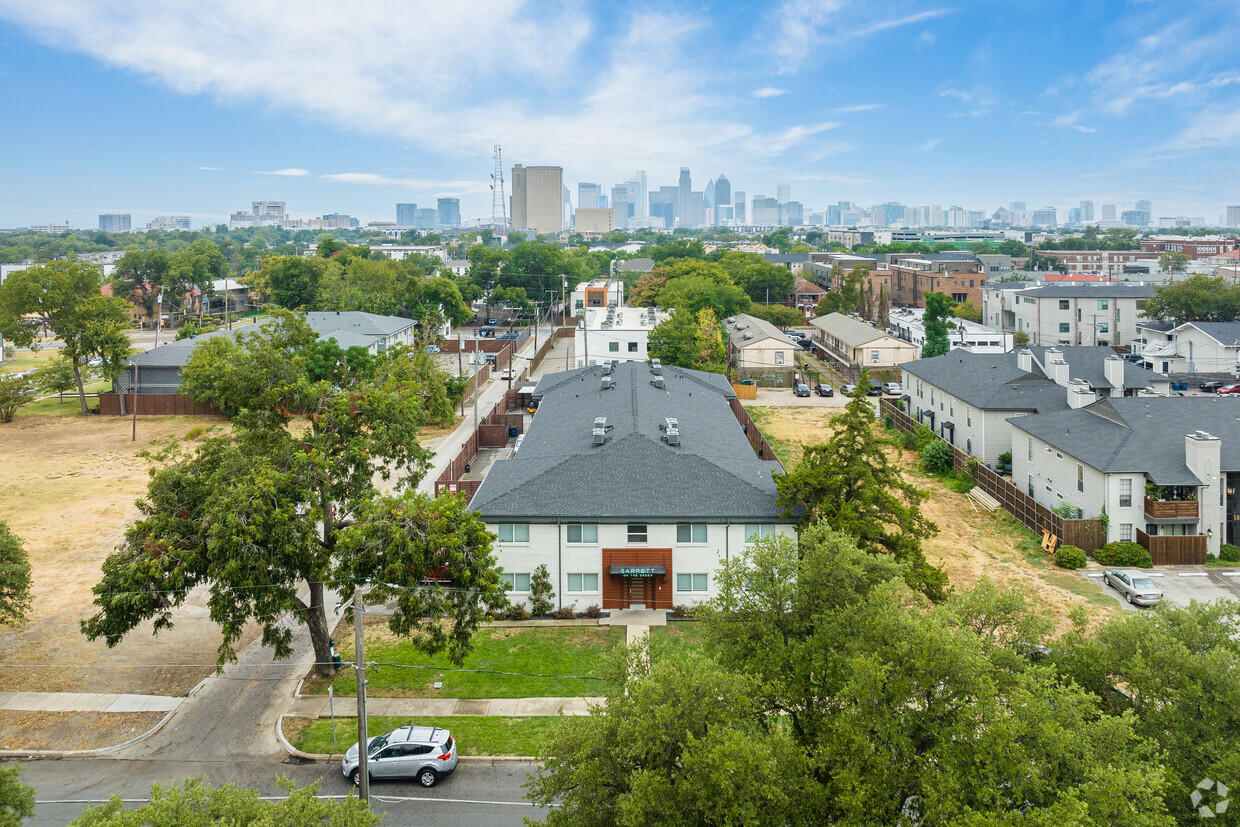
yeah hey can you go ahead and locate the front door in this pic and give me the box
[625,577,654,609]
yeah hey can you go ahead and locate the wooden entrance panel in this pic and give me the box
[602,549,672,610]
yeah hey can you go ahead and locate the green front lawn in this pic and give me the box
[648,622,704,659]
[307,626,623,698]
[291,715,558,757]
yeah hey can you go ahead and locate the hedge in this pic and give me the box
[1091,541,1153,568]
[1221,543,1240,563]
[1054,544,1087,570]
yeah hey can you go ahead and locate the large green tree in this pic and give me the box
[0,259,133,414]
[0,521,32,625]
[0,765,35,826]
[111,248,171,319]
[647,307,726,373]
[921,291,955,358]
[716,251,795,305]
[745,302,805,330]
[774,376,945,598]
[1144,274,1240,322]
[81,311,507,676]
[259,255,326,310]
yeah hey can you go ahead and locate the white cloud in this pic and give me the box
[766,2,955,73]
[918,30,936,45]
[1051,110,1096,133]
[754,121,839,155]
[752,87,789,98]
[917,138,941,152]
[255,168,309,176]
[320,172,490,193]
[196,166,222,171]
[1163,107,1240,151]
[829,103,884,113]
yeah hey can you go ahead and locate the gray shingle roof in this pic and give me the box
[303,311,414,337]
[126,327,239,368]
[469,362,785,521]
[1009,397,1240,485]
[1178,322,1240,347]
[1027,346,1159,390]
[723,313,796,348]
[809,312,895,347]
[1013,283,1158,299]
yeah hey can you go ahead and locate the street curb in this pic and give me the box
[275,713,535,763]
[0,698,185,760]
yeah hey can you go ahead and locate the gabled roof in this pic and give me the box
[723,313,796,348]
[1009,397,1240,485]
[901,350,1070,413]
[469,362,785,521]
[1174,321,1240,348]
[809,312,902,347]
[303,311,414,337]
[1012,283,1158,299]
[793,278,826,295]
[1027,346,1160,390]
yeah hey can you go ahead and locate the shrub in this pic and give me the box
[1054,502,1084,519]
[582,604,602,619]
[922,440,954,474]
[529,564,555,616]
[1091,541,1153,568]
[1054,544,1087,569]
[998,451,1013,465]
[506,603,531,621]
[671,604,695,619]
[883,413,893,428]
[1220,544,1240,563]
[551,603,578,620]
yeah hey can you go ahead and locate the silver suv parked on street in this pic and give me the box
[342,725,458,788]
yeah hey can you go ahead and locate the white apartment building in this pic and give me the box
[1134,321,1240,377]
[888,307,1013,354]
[983,283,1157,347]
[723,313,798,371]
[574,306,668,367]
[570,278,625,317]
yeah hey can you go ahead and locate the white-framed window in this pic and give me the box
[567,573,599,592]
[775,351,784,365]
[566,523,598,544]
[1119,523,1133,542]
[1119,479,1132,508]
[871,350,880,363]
[1077,465,1084,493]
[1028,437,1033,462]
[500,572,531,591]
[608,341,619,352]
[745,524,776,543]
[1098,300,1109,310]
[628,342,639,352]
[676,523,707,543]
[496,523,529,543]
[627,523,648,543]
[676,573,708,592]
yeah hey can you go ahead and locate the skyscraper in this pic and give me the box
[1135,200,1152,216]
[98,213,131,232]
[678,168,692,228]
[777,183,790,205]
[1080,200,1094,222]
[714,175,731,218]
[396,203,417,227]
[1227,206,1240,227]
[630,171,647,217]
[704,179,716,211]
[733,191,746,223]
[1010,201,1026,212]
[510,164,564,234]
[437,198,461,228]
[578,183,601,210]
[252,201,286,223]
[1101,204,1117,221]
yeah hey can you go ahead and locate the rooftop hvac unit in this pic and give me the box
[652,375,666,389]
[593,427,607,446]
[744,332,754,340]
[594,416,608,429]
[665,427,680,446]
[600,376,615,390]
[662,416,678,431]
[651,362,663,376]
[603,361,614,375]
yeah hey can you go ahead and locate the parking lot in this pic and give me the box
[1080,567,1240,611]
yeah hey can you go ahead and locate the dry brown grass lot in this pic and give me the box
[0,709,165,751]
[749,405,1118,631]
[0,413,260,696]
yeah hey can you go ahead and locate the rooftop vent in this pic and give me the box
[664,427,680,446]
[744,332,754,340]
[662,416,679,431]
[651,360,663,376]
[592,416,613,446]
[652,375,666,389]
[601,376,615,390]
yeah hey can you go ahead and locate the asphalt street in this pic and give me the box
[9,757,544,826]
[1080,567,1240,611]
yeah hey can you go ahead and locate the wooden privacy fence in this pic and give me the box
[100,392,223,417]
[731,382,758,400]
[729,397,783,470]
[1137,530,1207,566]
[879,398,1106,553]
[434,389,528,502]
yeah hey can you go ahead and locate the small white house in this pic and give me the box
[574,306,669,367]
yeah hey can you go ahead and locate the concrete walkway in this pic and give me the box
[287,695,602,718]
[0,691,182,714]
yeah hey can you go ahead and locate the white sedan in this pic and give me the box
[499,368,515,380]
[1102,569,1163,607]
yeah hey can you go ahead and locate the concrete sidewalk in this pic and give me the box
[0,691,183,714]
[287,695,602,718]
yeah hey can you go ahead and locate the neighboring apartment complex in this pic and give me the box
[1037,250,1151,275]
[469,362,795,611]
[511,164,563,235]
[574,306,668,367]
[1139,236,1237,259]
[886,253,987,308]
[1134,321,1240,376]
[888,307,1013,354]
[723,313,798,372]
[809,313,917,379]
[982,282,1157,347]
[1011,398,1240,558]
[570,278,624,317]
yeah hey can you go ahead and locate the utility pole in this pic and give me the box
[131,362,137,441]
[225,278,232,330]
[153,292,164,349]
[353,585,370,803]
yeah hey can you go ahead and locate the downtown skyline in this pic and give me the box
[0,0,1238,226]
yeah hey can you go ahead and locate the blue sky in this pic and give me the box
[0,0,1238,228]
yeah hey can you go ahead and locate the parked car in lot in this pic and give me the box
[882,382,902,395]
[798,338,814,350]
[841,384,858,395]
[1200,381,1226,393]
[500,368,515,380]
[866,380,883,396]
[814,383,834,397]
[1217,384,1240,395]
[342,726,458,788]
[1102,569,1163,607]
[794,383,811,397]
[486,318,499,326]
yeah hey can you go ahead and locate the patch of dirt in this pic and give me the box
[0,710,165,751]
[0,414,262,696]
[750,406,1119,632]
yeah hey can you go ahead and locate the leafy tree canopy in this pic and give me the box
[922,291,956,358]
[0,521,32,625]
[1145,274,1240,322]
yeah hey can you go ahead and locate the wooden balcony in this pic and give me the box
[1137,529,1207,565]
[1144,496,1198,520]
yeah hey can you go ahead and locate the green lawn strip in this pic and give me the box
[293,715,558,757]
[1,348,57,373]
[309,626,623,698]
[648,622,704,660]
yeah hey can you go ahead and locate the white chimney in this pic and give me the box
[1017,348,1033,373]
[1103,355,1125,396]
[1067,378,1094,409]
